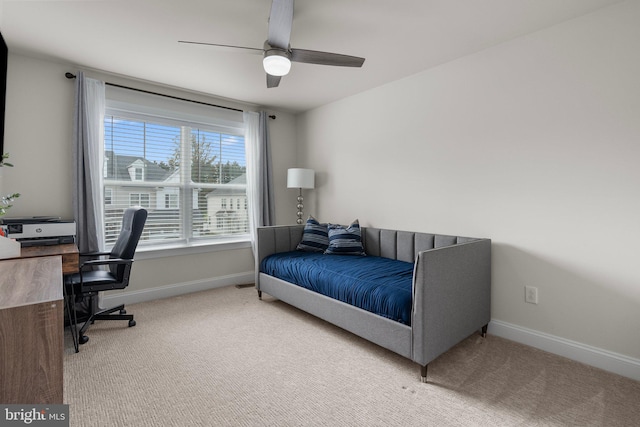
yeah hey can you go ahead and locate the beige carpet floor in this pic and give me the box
[63,285,640,426]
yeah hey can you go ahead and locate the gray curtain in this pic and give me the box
[258,111,275,226]
[244,111,274,256]
[72,72,105,253]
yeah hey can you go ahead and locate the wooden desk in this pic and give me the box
[0,243,78,404]
[0,256,64,404]
[19,243,79,275]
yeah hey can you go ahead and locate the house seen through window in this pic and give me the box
[103,92,248,248]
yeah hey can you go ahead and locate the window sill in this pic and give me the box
[134,237,252,260]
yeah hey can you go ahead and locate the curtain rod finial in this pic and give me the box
[65,72,76,79]
[269,115,276,120]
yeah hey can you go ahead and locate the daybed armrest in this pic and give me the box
[256,225,305,287]
[411,238,491,366]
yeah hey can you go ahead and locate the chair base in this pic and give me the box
[77,302,136,345]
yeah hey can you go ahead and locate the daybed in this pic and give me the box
[256,223,491,382]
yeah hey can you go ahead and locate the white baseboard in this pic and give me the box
[101,271,255,307]
[489,319,640,382]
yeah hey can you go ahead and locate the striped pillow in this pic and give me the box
[324,219,366,256]
[296,216,329,252]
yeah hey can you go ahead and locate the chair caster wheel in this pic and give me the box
[79,335,89,345]
[128,320,136,327]
[120,309,127,315]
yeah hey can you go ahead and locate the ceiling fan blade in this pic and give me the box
[267,74,282,88]
[290,49,365,67]
[267,0,294,49]
[178,40,263,54]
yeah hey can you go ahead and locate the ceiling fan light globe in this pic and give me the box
[263,52,291,76]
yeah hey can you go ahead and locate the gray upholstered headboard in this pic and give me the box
[256,225,480,265]
[361,228,479,263]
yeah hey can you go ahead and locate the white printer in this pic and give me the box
[1,216,76,247]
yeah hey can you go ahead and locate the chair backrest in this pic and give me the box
[109,207,147,281]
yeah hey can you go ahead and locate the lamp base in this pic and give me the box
[296,192,304,224]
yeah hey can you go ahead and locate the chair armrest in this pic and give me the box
[80,258,133,269]
[79,251,111,259]
[75,258,135,290]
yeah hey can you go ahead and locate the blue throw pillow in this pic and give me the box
[296,216,329,252]
[324,219,366,256]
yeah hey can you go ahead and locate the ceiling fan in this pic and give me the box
[178,0,365,88]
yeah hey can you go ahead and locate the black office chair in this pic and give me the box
[65,207,147,347]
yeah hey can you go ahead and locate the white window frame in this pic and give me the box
[103,85,251,256]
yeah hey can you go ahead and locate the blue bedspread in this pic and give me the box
[260,251,414,326]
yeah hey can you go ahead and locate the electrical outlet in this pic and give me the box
[525,286,538,304]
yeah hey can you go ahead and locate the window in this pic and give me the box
[130,193,150,208]
[165,194,178,209]
[103,87,248,248]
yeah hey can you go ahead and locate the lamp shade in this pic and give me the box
[287,168,315,189]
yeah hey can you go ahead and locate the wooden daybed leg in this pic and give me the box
[257,290,262,300]
[420,365,428,383]
[481,324,488,338]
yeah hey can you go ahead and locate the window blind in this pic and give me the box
[103,87,248,248]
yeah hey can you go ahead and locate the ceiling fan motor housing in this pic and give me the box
[263,42,292,76]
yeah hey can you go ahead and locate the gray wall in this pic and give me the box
[296,1,640,361]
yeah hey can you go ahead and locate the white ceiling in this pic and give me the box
[0,0,624,113]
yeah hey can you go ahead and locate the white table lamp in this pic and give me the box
[287,168,315,224]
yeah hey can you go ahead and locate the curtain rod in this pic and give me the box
[65,72,275,119]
